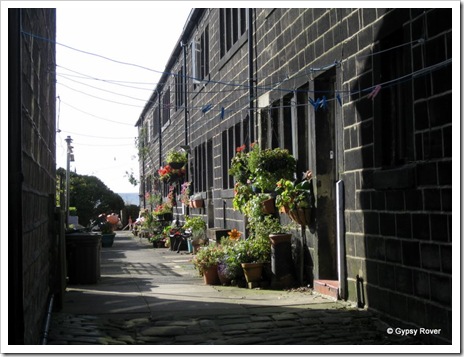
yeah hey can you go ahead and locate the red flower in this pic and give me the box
[236,144,246,153]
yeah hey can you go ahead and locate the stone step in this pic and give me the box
[313,279,339,300]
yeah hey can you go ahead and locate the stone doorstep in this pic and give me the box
[313,279,339,300]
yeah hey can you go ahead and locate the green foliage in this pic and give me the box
[100,221,114,234]
[217,237,244,280]
[228,145,250,184]
[275,178,314,211]
[57,167,125,226]
[232,182,253,214]
[125,169,139,186]
[166,149,187,164]
[243,193,272,218]
[231,235,271,264]
[183,215,206,233]
[193,245,225,275]
[247,145,296,191]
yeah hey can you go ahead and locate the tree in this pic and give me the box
[57,168,125,226]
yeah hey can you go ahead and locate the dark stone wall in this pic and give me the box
[18,8,57,344]
[139,8,452,343]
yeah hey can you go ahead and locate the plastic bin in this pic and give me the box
[65,233,101,284]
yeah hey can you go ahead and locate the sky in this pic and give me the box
[53,3,193,194]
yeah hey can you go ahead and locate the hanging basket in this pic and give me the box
[168,162,185,170]
[288,208,312,227]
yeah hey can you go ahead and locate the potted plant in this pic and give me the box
[247,144,296,192]
[244,193,275,216]
[149,232,166,248]
[216,230,244,285]
[275,170,314,227]
[192,245,225,285]
[158,164,186,183]
[228,144,250,184]
[153,203,173,221]
[100,221,116,247]
[166,149,188,169]
[232,182,253,214]
[183,215,207,252]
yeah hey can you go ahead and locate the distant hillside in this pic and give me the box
[118,192,140,206]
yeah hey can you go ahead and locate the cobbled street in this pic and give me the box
[47,232,422,350]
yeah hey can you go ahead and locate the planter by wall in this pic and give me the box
[203,264,220,285]
[101,233,115,247]
[241,262,264,283]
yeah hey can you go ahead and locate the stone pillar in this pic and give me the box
[269,233,296,289]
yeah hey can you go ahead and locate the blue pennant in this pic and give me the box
[201,104,213,113]
[220,107,225,120]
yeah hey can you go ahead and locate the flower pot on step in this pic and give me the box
[241,262,264,283]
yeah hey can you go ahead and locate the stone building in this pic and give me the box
[8,9,59,344]
[136,8,453,343]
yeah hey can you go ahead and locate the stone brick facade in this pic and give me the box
[9,9,57,344]
[137,8,453,343]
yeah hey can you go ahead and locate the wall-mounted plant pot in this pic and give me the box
[261,197,276,214]
[190,199,204,208]
[288,208,311,227]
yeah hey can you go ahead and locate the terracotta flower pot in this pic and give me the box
[190,199,204,208]
[241,262,264,283]
[269,233,292,246]
[261,197,276,214]
[203,264,220,285]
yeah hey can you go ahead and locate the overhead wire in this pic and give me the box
[24,29,451,126]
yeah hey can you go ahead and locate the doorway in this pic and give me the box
[313,69,338,280]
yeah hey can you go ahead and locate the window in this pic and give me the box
[152,105,160,140]
[374,28,413,167]
[193,140,212,193]
[191,26,209,86]
[175,68,184,110]
[222,122,244,189]
[259,86,309,176]
[147,114,152,142]
[162,88,170,129]
[220,9,247,58]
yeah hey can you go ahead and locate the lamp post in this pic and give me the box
[65,136,74,227]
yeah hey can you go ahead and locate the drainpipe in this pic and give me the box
[9,8,25,344]
[248,8,254,145]
[336,180,346,299]
[158,90,162,168]
[41,294,54,344]
[181,41,189,216]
